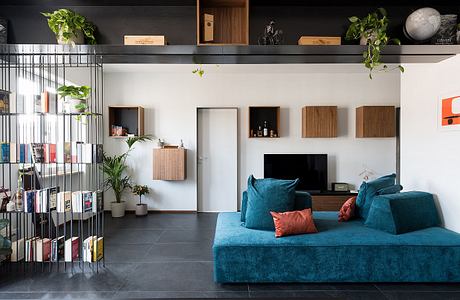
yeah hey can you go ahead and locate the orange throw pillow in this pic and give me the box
[270,208,318,238]
[338,196,357,222]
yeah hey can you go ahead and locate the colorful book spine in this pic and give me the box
[0,142,9,162]
[48,144,56,163]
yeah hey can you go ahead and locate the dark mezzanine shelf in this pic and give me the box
[1,44,460,64]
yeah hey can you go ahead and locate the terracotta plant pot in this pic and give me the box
[135,204,148,217]
[111,201,126,218]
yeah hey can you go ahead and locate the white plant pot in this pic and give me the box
[111,201,126,218]
[57,29,84,45]
[360,31,378,45]
[65,98,87,113]
[135,204,148,216]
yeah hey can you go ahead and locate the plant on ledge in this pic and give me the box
[42,9,96,45]
[345,8,404,79]
[102,135,153,218]
[57,85,94,121]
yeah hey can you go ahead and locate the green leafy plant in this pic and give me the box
[102,135,153,203]
[345,8,404,79]
[42,9,96,45]
[131,185,150,205]
[57,85,93,121]
[192,65,205,77]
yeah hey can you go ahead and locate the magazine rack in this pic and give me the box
[0,46,104,272]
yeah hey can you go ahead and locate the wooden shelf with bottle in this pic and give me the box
[248,106,280,138]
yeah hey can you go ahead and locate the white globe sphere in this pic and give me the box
[405,7,441,41]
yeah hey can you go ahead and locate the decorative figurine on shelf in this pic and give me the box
[131,184,150,217]
[258,21,284,45]
[179,139,184,148]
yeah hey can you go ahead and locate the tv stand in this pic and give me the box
[308,191,358,211]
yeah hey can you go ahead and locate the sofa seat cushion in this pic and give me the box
[213,211,460,283]
[365,191,440,234]
[245,176,298,230]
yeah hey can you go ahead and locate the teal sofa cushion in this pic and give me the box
[245,175,298,230]
[377,184,403,195]
[356,173,396,220]
[241,190,312,223]
[365,191,440,235]
[213,211,460,283]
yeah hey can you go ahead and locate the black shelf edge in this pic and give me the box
[1,44,459,64]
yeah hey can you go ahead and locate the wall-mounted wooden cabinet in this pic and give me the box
[248,106,280,138]
[356,106,396,138]
[108,106,144,137]
[302,106,337,138]
[197,0,249,45]
[153,148,187,181]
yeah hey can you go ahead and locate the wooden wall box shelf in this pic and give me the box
[302,106,337,138]
[298,36,341,45]
[153,148,187,181]
[248,106,280,138]
[356,106,396,138]
[108,106,145,137]
[311,193,357,211]
[197,0,249,45]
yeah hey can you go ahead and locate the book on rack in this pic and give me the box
[9,143,16,163]
[34,190,45,213]
[48,186,59,210]
[31,143,45,163]
[71,191,82,213]
[0,90,9,113]
[18,144,31,163]
[34,95,41,113]
[83,236,96,262]
[24,190,36,213]
[92,190,103,213]
[93,144,103,163]
[82,191,93,212]
[11,238,25,262]
[41,91,49,113]
[81,144,93,163]
[47,143,56,163]
[0,142,9,162]
[25,237,39,262]
[51,235,65,262]
[64,237,79,262]
[36,238,51,262]
[57,191,72,213]
[93,237,103,261]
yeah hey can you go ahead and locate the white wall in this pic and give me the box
[104,64,400,211]
[400,55,460,233]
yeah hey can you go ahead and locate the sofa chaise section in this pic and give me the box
[213,211,460,283]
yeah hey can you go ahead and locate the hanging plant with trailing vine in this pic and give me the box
[345,8,404,79]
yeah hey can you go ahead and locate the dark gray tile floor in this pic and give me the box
[1,212,460,299]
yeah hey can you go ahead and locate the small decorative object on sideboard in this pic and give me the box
[404,7,441,42]
[298,36,341,45]
[432,14,458,45]
[0,18,7,44]
[258,21,283,45]
[332,183,350,192]
[124,35,167,45]
[131,184,149,217]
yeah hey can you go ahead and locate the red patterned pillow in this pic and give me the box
[338,196,357,222]
[270,208,318,238]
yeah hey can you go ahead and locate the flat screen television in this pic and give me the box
[264,154,328,192]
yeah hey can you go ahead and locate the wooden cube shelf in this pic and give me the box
[197,0,249,45]
[108,106,144,137]
[302,106,337,138]
[153,148,187,181]
[248,106,280,138]
[356,106,396,138]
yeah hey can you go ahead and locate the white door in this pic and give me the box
[197,108,238,212]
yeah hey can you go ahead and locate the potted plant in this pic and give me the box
[57,85,91,114]
[131,185,150,216]
[42,9,96,45]
[345,8,404,79]
[102,135,152,218]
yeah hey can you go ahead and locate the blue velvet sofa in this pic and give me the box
[213,194,460,283]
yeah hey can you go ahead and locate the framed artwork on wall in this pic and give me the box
[439,91,460,131]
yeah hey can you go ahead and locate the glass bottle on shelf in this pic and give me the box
[263,121,268,137]
[257,126,263,137]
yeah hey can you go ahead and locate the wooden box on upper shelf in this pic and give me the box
[356,106,396,138]
[108,106,144,137]
[197,0,249,45]
[302,106,337,138]
[248,106,280,138]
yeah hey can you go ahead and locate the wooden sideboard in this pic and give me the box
[311,192,358,211]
